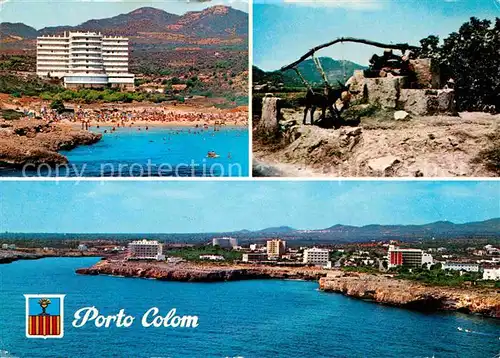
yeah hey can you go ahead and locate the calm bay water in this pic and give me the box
[1,126,248,177]
[0,258,499,358]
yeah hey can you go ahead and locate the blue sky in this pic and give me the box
[254,0,500,70]
[0,0,248,29]
[0,181,498,233]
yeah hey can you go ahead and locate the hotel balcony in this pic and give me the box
[71,49,102,54]
[70,54,103,60]
[71,61,105,66]
[102,47,128,51]
[105,67,130,72]
[37,50,69,55]
[37,45,69,50]
[102,55,128,60]
[37,40,70,46]
[36,64,69,71]
[36,57,69,64]
[69,32,102,38]
[70,44,102,49]
[36,59,69,66]
[70,39,102,44]
[103,61,128,65]
[69,65,104,70]
[102,41,128,46]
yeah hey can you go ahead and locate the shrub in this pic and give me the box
[50,99,65,113]
[1,109,23,120]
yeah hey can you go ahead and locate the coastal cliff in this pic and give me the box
[0,119,101,168]
[76,259,326,282]
[0,250,44,264]
[319,271,500,318]
[77,260,500,319]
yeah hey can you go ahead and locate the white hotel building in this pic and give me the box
[303,248,330,267]
[36,31,134,90]
[128,240,165,260]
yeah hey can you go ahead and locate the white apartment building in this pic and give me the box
[421,252,434,268]
[266,239,286,258]
[37,31,134,90]
[242,253,268,262]
[482,267,500,280]
[1,244,16,250]
[212,237,238,249]
[128,240,164,260]
[303,248,330,266]
[199,255,225,261]
[77,244,88,251]
[442,262,480,272]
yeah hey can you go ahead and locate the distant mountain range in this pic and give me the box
[249,218,500,242]
[2,219,498,245]
[0,6,247,40]
[253,57,366,88]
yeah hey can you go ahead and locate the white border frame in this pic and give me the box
[24,294,66,339]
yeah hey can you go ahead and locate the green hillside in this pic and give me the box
[254,57,366,88]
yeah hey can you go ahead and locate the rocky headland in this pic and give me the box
[0,250,46,264]
[0,249,102,264]
[0,119,101,169]
[75,259,327,282]
[76,259,500,318]
[320,271,500,318]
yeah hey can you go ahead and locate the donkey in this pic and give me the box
[303,81,350,125]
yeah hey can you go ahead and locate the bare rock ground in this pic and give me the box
[0,119,102,169]
[253,111,499,177]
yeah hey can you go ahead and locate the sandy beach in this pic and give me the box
[1,94,249,128]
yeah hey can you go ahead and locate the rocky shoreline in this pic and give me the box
[320,271,500,318]
[0,119,102,169]
[75,260,326,282]
[76,259,500,318]
[0,250,47,264]
[0,250,102,264]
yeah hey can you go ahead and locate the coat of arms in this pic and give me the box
[24,294,65,339]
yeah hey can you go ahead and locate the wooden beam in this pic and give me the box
[312,54,330,87]
[280,37,420,72]
[292,67,314,93]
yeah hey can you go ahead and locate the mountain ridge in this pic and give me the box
[2,218,498,243]
[0,5,247,40]
[253,57,366,88]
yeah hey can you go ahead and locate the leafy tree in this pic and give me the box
[417,17,500,112]
[171,77,182,85]
[50,99,65,113]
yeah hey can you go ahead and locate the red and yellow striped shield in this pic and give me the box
[28,315,61,336]
[25,294,65,339]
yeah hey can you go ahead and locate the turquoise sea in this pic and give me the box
[0,126,249,177]
[0,258,499,358]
